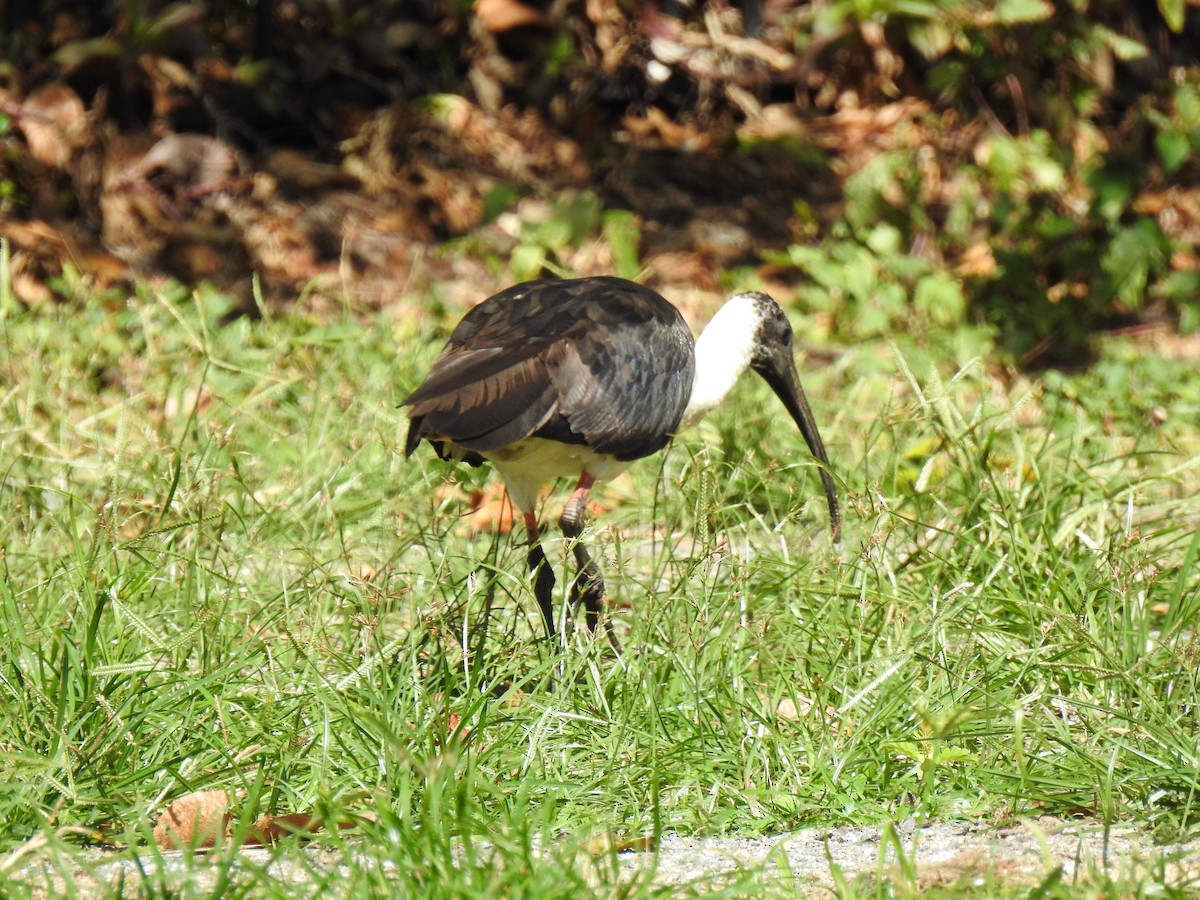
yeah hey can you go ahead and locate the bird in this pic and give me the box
[401,276,840,646]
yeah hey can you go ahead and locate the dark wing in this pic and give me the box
[402,277,695,461]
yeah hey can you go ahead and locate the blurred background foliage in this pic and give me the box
[0,0,1197,365]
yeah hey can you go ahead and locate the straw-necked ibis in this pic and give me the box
[402,276,839,644]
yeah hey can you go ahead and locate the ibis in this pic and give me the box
[402,276,840,644]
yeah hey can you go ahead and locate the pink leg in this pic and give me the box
[558,473,620,650]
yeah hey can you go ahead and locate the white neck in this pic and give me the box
[680,294,763,430]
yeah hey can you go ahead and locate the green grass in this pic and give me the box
[0,279,1198,897]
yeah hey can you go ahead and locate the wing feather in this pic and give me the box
[402,277,696,461]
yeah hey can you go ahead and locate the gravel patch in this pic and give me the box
[11,817,1200,896]
[634,817,1200,891]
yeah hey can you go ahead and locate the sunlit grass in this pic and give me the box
[0,278,1197,896]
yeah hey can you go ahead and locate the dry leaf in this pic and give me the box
[1132,191,1169,216]
[475,0,549,32]
[153,790,234,849]
[954,242,997,279]
[118,133,241,210]
[774,694,814,720]
[11,271,54,305]
[466,482,517,535]
[621,107,712,151]
[16,83,88,169]
[153,791,344,849]
[246,813,323,845]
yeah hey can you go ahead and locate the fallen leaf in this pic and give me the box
[16,83,88,169]
[774,694,814,720]
[621,107,712,151]
[153,790,234,849]
[1132,191,1169,216]
[475,0,549,32]
[466,482,517,535]
[11,271,54,305]
[246,813,323,845]
[117,133,241,215]
[153,790,352,849]
[955,242,997,279]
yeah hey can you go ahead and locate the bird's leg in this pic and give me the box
[559,473,621,651]
[559,474,601,628]
[524,511,557,640]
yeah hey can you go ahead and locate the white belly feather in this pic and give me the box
[480,438,635,513]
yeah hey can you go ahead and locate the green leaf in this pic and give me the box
[909,20,954,60]
[509,244,546,281]
[1174,84,1200,127]
[914,272,967,326]
[884,741,924,762]
[978,136,1023,194]
[888,253,932,281]
[143,2,208,43]
[788,244,847,291]
[1089,164,1139,223]
[844,150,912,232]
[1101,218,1168,310]
[880,282,908,312]
[52,37,124,71]
[1158,0,1185,32]
[561,192,603,245]
[602,210,642,281]
[932,746,975,765]
[887,0,944,19]
[841,245,880,303]
[1156,128,1192,174]
[994,0,1054,24]
[1181,300,1200,334]
[422,93,468,121]
[1096,25,1149,61]
[1151,270,1200,306]
[480,184,519,225]
[865,224,903,256]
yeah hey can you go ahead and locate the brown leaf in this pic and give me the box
[466,482,517,535]
[954,242,997,279]
[11,271,54,306]
[153,790,234,849]
[264,148,361,191]
[140,54,200,122]
[773,695,814,720]
[621,107,712,151]
[737,104,807,142]
[474,0,549,33]
[16,83,88,169]
[587,0,636,67]
[122,133,240,200]
[1132,191,1168,215]
[0,218,66,252]
[153,791,346,849]
[246,813,323,845]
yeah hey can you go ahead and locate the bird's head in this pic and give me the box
[738,292,842,542]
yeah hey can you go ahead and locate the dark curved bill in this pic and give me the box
[756,352,842,542]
